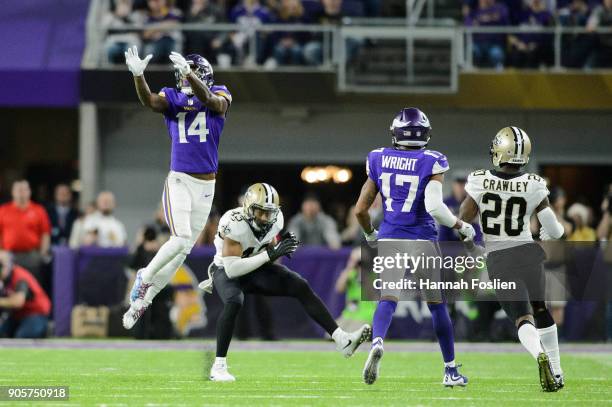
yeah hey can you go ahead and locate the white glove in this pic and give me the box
[125,45,152,77]
[457,221,476,241]
[363,228,378,247]
[539,228,553,241]
[169,51,191,76]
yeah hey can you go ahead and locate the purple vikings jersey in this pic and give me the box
[367,147,450,240]
[159,85,232,174]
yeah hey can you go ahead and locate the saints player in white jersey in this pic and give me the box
[199,183,371,381]
[459,127,565,392]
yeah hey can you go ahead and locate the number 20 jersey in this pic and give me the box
[213,207,284,268]
[159,85,232,174]
[465,169,549,252]
[367,147,450,240]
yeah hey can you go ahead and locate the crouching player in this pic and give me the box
[199,183,371,381]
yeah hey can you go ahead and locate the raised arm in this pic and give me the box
[125,46,168,113]
[169,52,229,115]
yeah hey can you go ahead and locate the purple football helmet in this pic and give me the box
[390,107,432,148]
[175,54,214,93]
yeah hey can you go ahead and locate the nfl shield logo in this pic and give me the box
[188,99,194,106]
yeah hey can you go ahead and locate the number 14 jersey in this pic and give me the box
[367,147,450,241]
[465,169,549,252]
[159,85,232,174]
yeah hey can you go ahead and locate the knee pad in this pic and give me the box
[168,236,193,256]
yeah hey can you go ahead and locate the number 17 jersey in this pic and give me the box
[465,169,549,252]
[159,85,232,174]
[367,147,450,240]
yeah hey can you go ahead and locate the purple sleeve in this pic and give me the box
[160,87,176,116]
[366,151,379,182]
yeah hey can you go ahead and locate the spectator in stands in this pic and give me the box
[0,251,51,338]
[566,202,597,241]
[183,0,234,65]
[438,174,482,241]
[81,192,128,248]
[508,0,554,68]
[587,0,612,67]
[229,0,274,64]
[141,0,182,63]
[69,202,97,249]
[0,180,51,284]
[303,0,346,65]
[465,0,511,69]
[559,0,593,68]
[271,0,309,66]
[549,187,574,237]
[598,185,612,341]
[104,0,142,63]
[46,184,79,246]
[288,194,341,248]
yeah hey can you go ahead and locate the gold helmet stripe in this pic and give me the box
[262,183,272,204]
[510,126,523,156]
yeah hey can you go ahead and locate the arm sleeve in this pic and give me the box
[213,85,232,105]
[537,207,565,240]
[223,251,270,278]
[159,87,175,115]
[424,180,458,228]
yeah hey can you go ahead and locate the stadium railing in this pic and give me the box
[83,0,612,94]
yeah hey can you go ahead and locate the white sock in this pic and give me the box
[538,324,562,375]
[215,357,227,366]
[143,253,187,303]
[141,237,189,283]
[518,323,544,360]
[444,360,456,368]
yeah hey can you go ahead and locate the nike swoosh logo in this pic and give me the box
[343,340,353,349]
[204,194,212,198]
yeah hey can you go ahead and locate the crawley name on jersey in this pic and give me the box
[465,169,549,252]
[213,208,285,267]
[367,147,450,240]
[159,85,232,174]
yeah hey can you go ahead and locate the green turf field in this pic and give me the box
[1,346,610,406]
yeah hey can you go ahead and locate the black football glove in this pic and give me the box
[267,232,299,262]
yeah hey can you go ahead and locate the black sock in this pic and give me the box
[295,284,338,335]
[216,302,242,357]
[531,301,555,329]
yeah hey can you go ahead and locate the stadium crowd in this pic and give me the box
[0,178,610,340]
[103,0,612,68]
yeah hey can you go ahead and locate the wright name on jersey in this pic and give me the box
[465,169,548,252]
[213,207,284,267]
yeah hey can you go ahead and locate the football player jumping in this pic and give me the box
[354,108,475,386]
[122,46,232,329]
[459,127,564,392]
[199,183,371,381]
